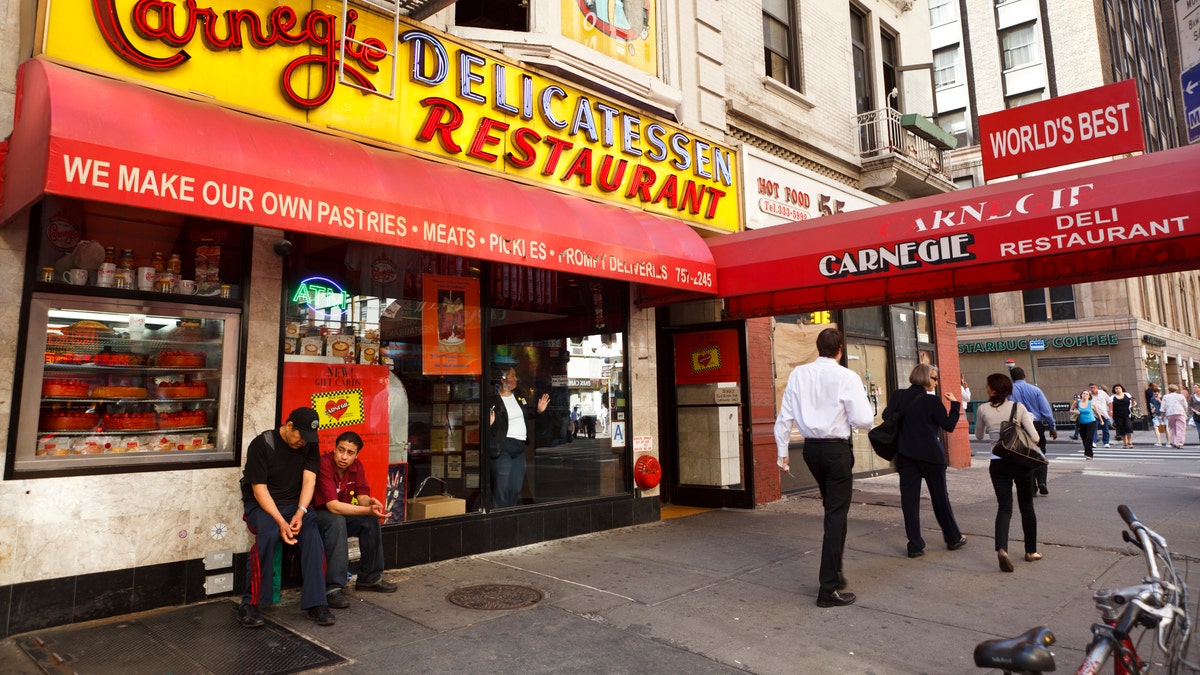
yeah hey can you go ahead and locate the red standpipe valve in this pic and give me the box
[633,455,662,489]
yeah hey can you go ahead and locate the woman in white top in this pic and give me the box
[1161,384,1189,449]
[974,373,1041,573]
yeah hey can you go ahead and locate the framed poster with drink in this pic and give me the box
[422,274,481,375]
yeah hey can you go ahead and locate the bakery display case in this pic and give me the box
[12,293,242,474]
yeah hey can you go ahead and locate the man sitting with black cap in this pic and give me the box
[237,407,335,628]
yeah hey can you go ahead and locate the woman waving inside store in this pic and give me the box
[489,366,549,508]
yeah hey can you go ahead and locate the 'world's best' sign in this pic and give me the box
[978,80,1145,181]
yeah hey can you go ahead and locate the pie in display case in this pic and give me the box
[13,293,241,474]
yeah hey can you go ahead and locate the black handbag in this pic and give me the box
[868,392,914,461]
[994,402,1047,469]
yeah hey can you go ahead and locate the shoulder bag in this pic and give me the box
[868,392,914,461]
[994,403,1047,469]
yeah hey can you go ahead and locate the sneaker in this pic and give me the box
[948,536,968,551]
[237,603,264,628]
[1038,485,1048,496]
[356,577,398,593]
[327,589,351,609]
[307,605,335,626]
[1104,443,1111,448]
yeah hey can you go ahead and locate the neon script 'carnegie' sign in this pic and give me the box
[92,0,387,108]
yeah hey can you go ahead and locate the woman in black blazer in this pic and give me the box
[882,363,966,558]
[488,366,549,508]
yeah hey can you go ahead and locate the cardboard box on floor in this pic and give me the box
[407,495,466,520]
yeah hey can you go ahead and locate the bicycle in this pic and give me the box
[974,505,1198,674]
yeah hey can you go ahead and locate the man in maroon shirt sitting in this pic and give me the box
[313,431,397,609]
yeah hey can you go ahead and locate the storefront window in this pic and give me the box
[283,235,630,521]
[7,197,247,478]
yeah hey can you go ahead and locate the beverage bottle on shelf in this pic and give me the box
[151,251,165,273]
[167,254,182,277]
[104,247,116,265]
[119,249,135,270]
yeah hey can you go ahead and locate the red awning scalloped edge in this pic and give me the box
[0,58,716,296]
[710,143,1200,318]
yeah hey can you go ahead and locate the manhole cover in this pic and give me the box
[446,584,544,610]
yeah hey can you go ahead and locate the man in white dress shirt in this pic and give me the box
[775,328,874,608]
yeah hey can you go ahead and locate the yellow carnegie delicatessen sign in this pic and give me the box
[40,1,739,231]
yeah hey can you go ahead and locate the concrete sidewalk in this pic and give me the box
[6,433,1199,674]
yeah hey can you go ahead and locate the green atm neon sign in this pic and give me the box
[292,277,349,314]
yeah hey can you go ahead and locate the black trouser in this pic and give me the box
[896,453,961,554]
[1031,421,1049,490]
[802,438,854,598]
[990,459,1038,555]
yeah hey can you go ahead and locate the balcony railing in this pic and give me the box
[854,107,952,181]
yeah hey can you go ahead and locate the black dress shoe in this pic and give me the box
[237,603,264,628]
[307,605,336,626]
[326,589,351,609]
[907,549,925,558]
[1038,485,1049,495]
[948,536,968,551]
[816,590,856,608]
[356,578,398,593]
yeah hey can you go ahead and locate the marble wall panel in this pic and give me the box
[0,522,16,586]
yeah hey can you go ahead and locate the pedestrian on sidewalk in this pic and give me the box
[1009,367,1056,495]
[237,407,334,628]
[774,328,873,608]
[1075,390,1103,459]
[1090,383,1112,448]
[1149,389,1167,446]
[884,363,965,559]
[1109,384,1136,449]
[313,431,398,611]
[1068,394,1081,440]
[1189,384,1200,445]
[1162,384,1188,448]
[975,374,1041,573]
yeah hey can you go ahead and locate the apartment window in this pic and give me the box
[1000,23,1038,71]
[954,296,992,327]
[933,47,959,89]
[929,0,956,26]
[1048,286,1076,320]
[851,6,873,114]
[1023,286,1077,322]
[881,28,899,110]
[938,109,971,147]
[456,0,528,31]
[1006,89,1044,109]
[764,0,801,89]
[1022,288,1048,323]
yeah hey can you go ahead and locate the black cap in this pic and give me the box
[286,407,320,444]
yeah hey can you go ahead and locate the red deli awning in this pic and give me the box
[711,143,1200,318]
[0,58,716,295]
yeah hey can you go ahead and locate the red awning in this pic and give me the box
[1,58,716,295]
[710,144,1200,318]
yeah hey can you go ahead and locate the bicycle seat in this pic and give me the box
[973,626,1056,672]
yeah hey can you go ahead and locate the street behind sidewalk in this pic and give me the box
[5,439,1199,674]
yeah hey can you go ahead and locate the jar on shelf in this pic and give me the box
[151,252,165,273]
[167,254,182,277]
[119,249,135,270]
[104,247,116,265]
[40,267,55,283]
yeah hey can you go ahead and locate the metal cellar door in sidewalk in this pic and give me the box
[663,324,754,509]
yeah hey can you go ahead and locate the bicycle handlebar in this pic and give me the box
[1118,503,1136,528]
[1117,504,1163,589]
